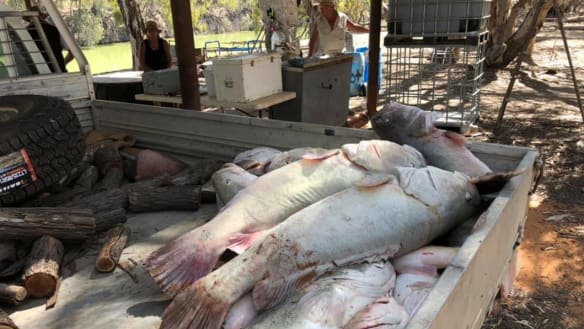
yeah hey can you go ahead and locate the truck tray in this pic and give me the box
[7,101,538,329]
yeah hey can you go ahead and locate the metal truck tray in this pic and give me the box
[7,101,538,329]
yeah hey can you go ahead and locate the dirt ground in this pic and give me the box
[475,16,584,329]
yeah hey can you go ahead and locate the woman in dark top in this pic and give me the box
[139,21,172,71]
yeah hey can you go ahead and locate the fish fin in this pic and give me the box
[298,287,345,325]
[160,282,230,329]
[145,232,221,297]
[443,130,467,147]
[252,271,317,311]
[227,230,270,254]
[355,173,394,188]
[302,149,340,160]
[468,168,525,194]
[252,277,290,311]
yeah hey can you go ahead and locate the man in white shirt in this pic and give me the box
[308,0,369,57]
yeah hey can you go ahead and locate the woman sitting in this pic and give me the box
[139,21,172,72]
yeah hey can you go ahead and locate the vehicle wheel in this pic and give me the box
[0,95,85,206]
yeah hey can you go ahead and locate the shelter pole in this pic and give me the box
[366,0,382,119]
[170,0,200,110]
[554,1,584,121]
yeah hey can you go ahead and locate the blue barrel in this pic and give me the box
[356,46,383,87]
[348,52,365,96]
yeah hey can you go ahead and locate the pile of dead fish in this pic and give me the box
[145,103,520,329]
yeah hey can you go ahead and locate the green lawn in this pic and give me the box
[68,30,259,74]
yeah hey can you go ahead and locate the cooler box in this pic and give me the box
[142,68,180,95]
[203,65,216,98]
[212,53,283,102]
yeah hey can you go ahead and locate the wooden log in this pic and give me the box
[0,242,16,271]
[0,308,18,329]
[128,185,201,212]
[93,168,124,192]
[119,174,168,194]
[96,225,130,273]
[24,187,92,208]
[0,208,96,240]
[95,208,127,233]
[65,189,129,214]
[93,147,123,176]
[0,284,27,306]
[74,165,100,190]
[24,236,64,298]
[0,259,26,280]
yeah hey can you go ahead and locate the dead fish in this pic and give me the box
[224,294,257,329]
[147,140,425,296]
[233,147,282,175]
[265,147,330,172]
[247,261,396,329]
[159,166,481,329]
[392,246,459,276]
[343,296,409,329]
[211,163,258,210]
[392,246,458,316]
[393,273,436,316]
[371,102,491,177]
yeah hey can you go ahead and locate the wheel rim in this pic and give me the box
[0,107,19,122]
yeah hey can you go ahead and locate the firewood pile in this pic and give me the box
[0,131,224,326]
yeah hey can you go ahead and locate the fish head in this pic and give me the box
[341,140,426,173]
[233,147,282,175]
[372,103,437,140]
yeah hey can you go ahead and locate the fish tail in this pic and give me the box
[146,231,221,297]
[226,230,270,254]
[160,281,231,329]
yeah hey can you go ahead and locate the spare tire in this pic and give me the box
[0,95,85,206]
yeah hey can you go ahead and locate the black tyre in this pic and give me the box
[0,95,85,206]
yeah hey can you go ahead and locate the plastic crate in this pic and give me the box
[387,0,491,37]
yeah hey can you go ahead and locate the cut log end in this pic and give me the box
[25,273,57,298]
[96,258,116,273]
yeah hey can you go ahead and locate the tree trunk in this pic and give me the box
[96,225,130,273]
[0,208,96,240]
[487,0,554,67]
[0,308,18,329]
[0,284,27,306]
[117,0,145,70]
[24,236,64,298]
[499,0,554,67]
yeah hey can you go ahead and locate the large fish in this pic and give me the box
[265,147,330,173]
[392,246,459,316]
[246,261,396,329]
[211,163,258,209]
[232,147,282,175]
[371,102,492,177]
[146,140,426,296]
[343,295,409,329]
[159,166,482,329]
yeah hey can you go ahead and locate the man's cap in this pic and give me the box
[144,20,161,32]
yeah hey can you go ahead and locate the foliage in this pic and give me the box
[337,0,370,24]
[66,9,105,47]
